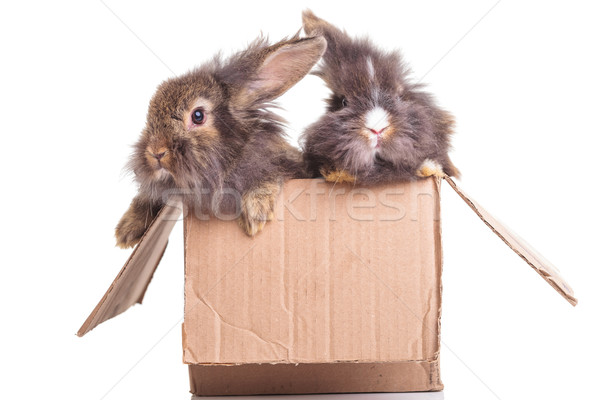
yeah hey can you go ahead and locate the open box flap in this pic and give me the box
[444,177,577,306]
[77,199,183,337]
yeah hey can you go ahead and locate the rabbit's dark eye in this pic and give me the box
[191,108,205,125]
[341,97,348,108]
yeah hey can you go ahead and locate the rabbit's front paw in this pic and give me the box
[115,212,148,249]
[239,183,280,236]
[417,159,445,178]
[320,168,357,184]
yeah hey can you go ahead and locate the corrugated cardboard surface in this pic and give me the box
[183,178,443,393]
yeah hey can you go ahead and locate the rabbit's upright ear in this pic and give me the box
[303,10,335,36]
[302,10,345,46]
[301,10,352,71]
[235,36,326,108]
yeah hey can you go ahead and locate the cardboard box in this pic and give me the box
[78,177,576,396]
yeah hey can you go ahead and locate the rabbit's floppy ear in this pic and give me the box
[234,36,326,108]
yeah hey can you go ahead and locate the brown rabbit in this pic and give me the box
[115,35,327,248]
[301,10,459,185]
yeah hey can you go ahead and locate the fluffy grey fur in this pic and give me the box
[300,10,459,184]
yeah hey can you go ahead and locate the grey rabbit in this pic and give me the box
[300,10,459,185]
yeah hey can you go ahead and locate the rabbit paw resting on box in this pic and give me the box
[238,182,280,236]
[320,168,357,184]
[115,196,161,249]
[115,35,327,248]
[300,10,459,185]
[416,159,446,178]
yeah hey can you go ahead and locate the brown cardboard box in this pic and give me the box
[78,177,576,396]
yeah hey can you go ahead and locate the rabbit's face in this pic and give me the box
[308,51,436,173]
[130,70,244,192]
[329,56,404,148]
[129,35,327,197]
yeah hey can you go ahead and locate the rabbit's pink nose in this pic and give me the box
[151,151,166,160]
[369,127,388,135]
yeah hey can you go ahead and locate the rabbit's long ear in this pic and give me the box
[302,10,347,50]
[235,36,326,108]
[303,10,337,37]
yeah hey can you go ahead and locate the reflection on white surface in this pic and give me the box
[193,392,444,400]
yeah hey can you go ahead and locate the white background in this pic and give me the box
[1,1,598,399]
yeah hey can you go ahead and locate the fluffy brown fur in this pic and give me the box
[115,35,327,248]
[300,10,459,185]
